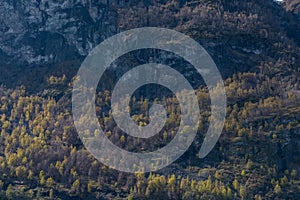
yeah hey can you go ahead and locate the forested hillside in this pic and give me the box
[0,0,299,199]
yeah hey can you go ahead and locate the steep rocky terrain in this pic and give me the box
[118,0,300,73]
[0,0,299,91]
[0,0,299,199]
[0,0,117,65]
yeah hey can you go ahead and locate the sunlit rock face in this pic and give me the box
[282,0,300,17]
[0,0,117,65]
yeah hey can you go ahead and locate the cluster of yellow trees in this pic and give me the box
[0,67,298,199]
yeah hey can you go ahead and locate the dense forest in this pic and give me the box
[0,69,299,199]
[0,0,299,199]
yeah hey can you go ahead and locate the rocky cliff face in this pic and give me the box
[0,0,117,65]
[0,0,299,91]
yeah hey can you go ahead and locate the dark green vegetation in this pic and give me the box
[0,0,300,199]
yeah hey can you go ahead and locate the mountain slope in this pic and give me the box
[0,0,117,65]
[0,0,299,91]
[0,1,299,199]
